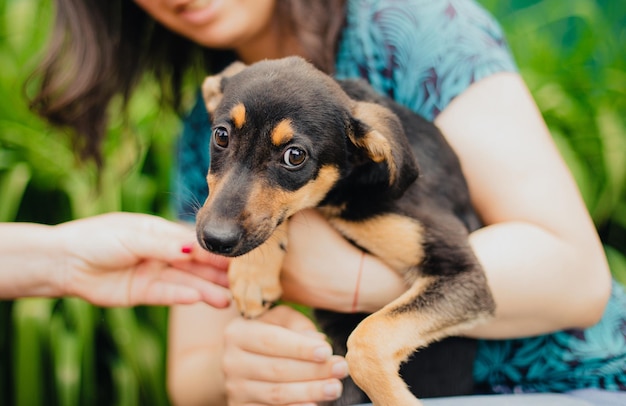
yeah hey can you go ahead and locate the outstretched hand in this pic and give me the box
[56,212,232,307]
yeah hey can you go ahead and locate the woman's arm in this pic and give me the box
[168,303,237,405]
[0,212,231,307]
[434,72,611,337]
[0,222,65,298]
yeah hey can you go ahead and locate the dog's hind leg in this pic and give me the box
[345,266,494,406]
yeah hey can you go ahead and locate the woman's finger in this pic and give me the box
[226,316,332,362]
[158,266,232,307]
[227,377,343,405]
[258,305,319,331]
[127,261,232,307]
[171,259,230,287]
[224,348,348,382]
[187,245,230,270]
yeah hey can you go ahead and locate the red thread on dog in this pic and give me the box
[181,244,193,254]
[352,251,366,313]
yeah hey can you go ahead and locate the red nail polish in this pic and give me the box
[181,244,193,254]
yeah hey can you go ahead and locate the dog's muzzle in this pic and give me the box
[197,221,243,256]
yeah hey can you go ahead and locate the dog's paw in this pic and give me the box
[226,227,287,318]
[230,275,282,318]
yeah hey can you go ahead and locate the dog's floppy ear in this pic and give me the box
[349,101,419,195]
[201,61,247,116]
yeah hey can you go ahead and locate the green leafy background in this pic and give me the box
[0,0,624,404]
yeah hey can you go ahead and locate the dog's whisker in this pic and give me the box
[286,211,313,229]
[169,183,206,220]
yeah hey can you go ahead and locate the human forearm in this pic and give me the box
[463,221,611,339]
[433,72,612,339]
[168,303,232,406]
[298,221,609,335]
[281,212,610,340]
[300,219,610,338]
[0,223,65,299]
[168,345,227,405]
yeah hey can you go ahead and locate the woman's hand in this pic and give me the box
[56,212,232,307]
[282,209,406,313]
[222,305,348,405]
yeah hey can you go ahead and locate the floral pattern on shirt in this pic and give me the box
[475,282,626,394]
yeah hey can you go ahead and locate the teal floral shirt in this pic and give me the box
[174,0,626,394]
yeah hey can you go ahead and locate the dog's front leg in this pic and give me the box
[228,221,288,318]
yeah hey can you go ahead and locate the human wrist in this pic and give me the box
[314,253,368,313]
[353,254,407,313]
[33,223,67,298]
[284,251,406,314]
[51,221,81,299]
[0,223,66,299]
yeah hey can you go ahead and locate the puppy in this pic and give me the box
[195,56,495,406]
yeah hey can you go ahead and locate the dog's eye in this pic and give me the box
[213,126,229,148]
[282,147,306,168]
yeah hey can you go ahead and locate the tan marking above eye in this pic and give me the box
[230,103,246,129]
[271,119,295,146]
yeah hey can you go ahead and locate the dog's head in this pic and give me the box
[196,56,418,256]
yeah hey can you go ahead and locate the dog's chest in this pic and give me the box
[317,208,426,275]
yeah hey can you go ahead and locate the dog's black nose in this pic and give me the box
[201,223,242,255]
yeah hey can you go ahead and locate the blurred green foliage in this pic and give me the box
[0,0,624,404]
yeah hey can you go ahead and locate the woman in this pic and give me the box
[30,0,625,405]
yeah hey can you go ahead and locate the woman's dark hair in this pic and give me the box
[27,0,347,166]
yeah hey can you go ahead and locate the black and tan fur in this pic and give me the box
[195,56,495,406]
